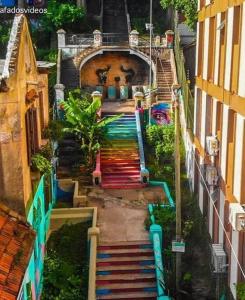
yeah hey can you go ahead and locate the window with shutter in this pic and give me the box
[205,96,213,137]
[195,89,202,140]
[25,108,39,165]
[39,91,45,132]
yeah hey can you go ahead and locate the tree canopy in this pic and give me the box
[40,0,86,32]
[160,0,198,29]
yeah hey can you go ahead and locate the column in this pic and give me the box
[93,30,102,47]
[129,30,139,47]
[57,29,66,49]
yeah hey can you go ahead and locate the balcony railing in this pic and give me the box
[66,34,94,46]
[102,33,129,46]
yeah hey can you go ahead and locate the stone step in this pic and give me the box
[97,264,155,272]
[97,256,154,263]
[96,292,157,299]
[96,273,155,281]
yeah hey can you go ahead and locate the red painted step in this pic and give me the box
[101,183,145,189]
[96,277,155,285]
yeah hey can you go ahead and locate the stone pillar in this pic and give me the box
[129,30,139,47]
[165,30,174,49]
[155,35,161,47]
[57,29,66,49]
[93,30,102,48]
[134,91,144,109]
[54,84,65,120]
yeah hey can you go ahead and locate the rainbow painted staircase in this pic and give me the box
[96,113,148,189]
[96,240,157,299]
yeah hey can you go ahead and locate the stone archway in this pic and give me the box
[78,48,156,97]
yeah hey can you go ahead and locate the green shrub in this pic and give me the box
[42,222,90,300]
[237,282,245,300]
[42,120,64,141]
[31,154,52,175]
[146,124,175,161]
[160,0,198,30]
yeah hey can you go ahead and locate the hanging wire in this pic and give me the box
[192,150,245,279]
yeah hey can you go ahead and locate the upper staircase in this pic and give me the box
[100,113,146,189]
[96,240,157,299]
[103,0,128,34]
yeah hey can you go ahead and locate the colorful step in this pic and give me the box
[96,241,157,299]
[101,113,146,189]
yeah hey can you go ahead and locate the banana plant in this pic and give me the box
[61,97,122,168]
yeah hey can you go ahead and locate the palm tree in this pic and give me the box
[62,97,121,168]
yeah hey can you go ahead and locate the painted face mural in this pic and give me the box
[151,103,171,125]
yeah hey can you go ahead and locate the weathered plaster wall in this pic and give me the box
[80,52,149,87]
[0,17,50,216]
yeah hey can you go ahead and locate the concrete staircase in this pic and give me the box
[156,59,173,102]
[96,241,157,299]
[103,0,128,34]
[135,47,173,103]
[101,113,145,189]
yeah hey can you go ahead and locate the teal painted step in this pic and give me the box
[101,113,144,188]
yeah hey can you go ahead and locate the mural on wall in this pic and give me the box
[81,52,149,87]
[151,103,171,125]
[96,65,111,85]
[120,65,135,83]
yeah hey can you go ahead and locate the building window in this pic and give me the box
[241,127,245,204]
[205,95,213,137]
[195,89,202,139]
[218,12,226,87]
[25,107,39,165]
[39,91,45,132]
[207,17,216,81]
[231,5,241,93]
[226,109,236,192]
[197,22,204,77]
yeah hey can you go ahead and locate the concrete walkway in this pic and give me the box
[88,186,166,243]
[98,204,148,243]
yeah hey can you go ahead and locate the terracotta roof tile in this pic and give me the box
[0,203,36,299]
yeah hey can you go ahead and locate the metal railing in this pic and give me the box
[66,34,94,46]
[174,31,194,131]
[102,33,129,46]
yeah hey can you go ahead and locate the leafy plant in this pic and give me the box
[146,124,175,161]
[42,222,90,300]
[40,0,86,32]
[62,96,122,167]
[36,49,58,62]
[183,219,194,239]
[0,22,11,57]
[43,120,65,141]
[31,154,52,175]
[39,143,53,161]
[160,0,198,30]
[237,282,245,300]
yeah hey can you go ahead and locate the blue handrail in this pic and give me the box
[148,181,175,300]
[135,110,149,182]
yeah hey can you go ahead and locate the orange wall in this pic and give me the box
[0,17,50,216]
[80,52,149,87]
